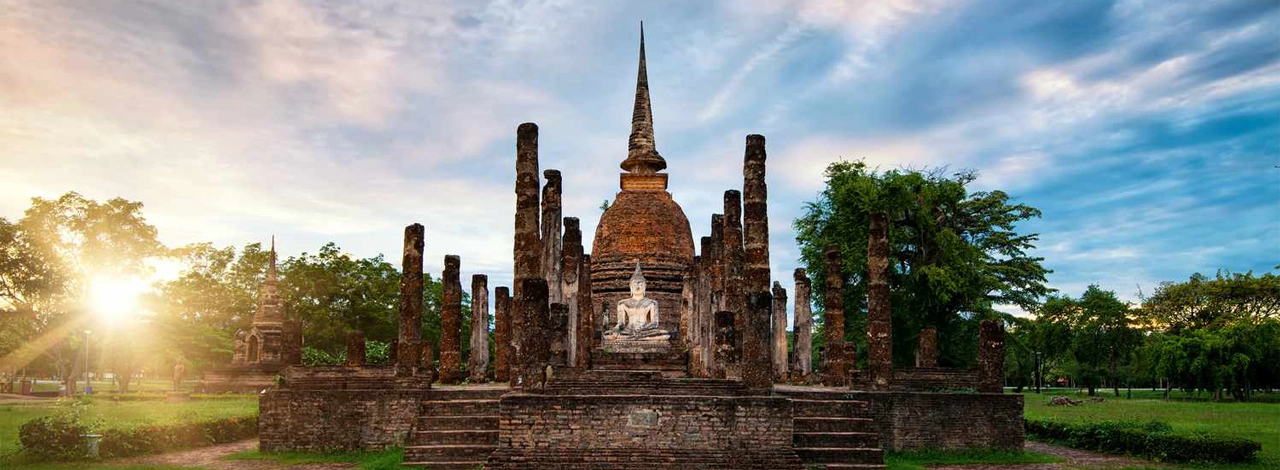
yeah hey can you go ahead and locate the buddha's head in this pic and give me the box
[629,261,646,299]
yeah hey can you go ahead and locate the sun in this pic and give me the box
[90,276,145,323]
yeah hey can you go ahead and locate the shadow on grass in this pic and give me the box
[885,448,1063,470]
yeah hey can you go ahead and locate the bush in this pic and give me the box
[1025,418,1260,463]
[98,415,258,458]
[18,399,100,460]
[18,399,258,461]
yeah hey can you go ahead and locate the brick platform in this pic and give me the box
[484,369,804,470]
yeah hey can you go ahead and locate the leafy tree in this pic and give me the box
[1036,286,1140,396]
[1141,271,1280,331]
[2,193,162,392]
[794,161,1051,367]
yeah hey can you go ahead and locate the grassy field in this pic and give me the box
[1023,390,1280,469]
[884,448,1062,470]
[0,395,259,458]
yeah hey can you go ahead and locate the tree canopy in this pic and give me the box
[794,160,1051,367]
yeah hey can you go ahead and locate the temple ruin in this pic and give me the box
[257,25,1024,469]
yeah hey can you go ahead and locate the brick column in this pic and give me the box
[979,319,1005,393]
[723,190,745,356]
[513,123,541,359]
[771,281,788,380]
[693,237,714,377]
[468,274,490,382]
[742,291,773,391]
[516,278,550,390]
[821,245,847,387]
[792,268,813,378]
[917,328,938,368]
[742,134,770,294]
[439,255,463,384]
[680,264,696,352]
[541,169,563,305]
[713,311,737,380]
[494,286,512,383]
[549,303,570,366]
[396,223,424,377]
[866,212,893,389]
[575,254,593,369]
[562,218,583,366]
[345,332,366,367]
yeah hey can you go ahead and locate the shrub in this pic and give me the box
[17,399,101,460]
[98,415,258,458]
[1025,418,1260,463]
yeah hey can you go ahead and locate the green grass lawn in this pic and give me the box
[0,396,258,458]
[227,448,414,470]
[1024,391,1280,470]
[885,448,1062,470]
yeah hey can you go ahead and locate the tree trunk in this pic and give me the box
[1110,347,1119,397]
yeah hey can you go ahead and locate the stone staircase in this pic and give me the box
[779,389,886,469]
[545,369,748,396]
[402,386,506,470]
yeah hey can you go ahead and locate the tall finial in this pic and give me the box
[631,260,646,283]
[267,235,278,282]
[621,21,667,174]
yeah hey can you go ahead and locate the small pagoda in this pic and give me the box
[200,238,302,393]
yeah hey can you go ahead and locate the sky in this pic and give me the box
[2,0,1277,322]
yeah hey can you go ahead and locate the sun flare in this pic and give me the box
[90,276,146,323]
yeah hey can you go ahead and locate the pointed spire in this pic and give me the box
[267,235,278,283]
[622,21,667,174]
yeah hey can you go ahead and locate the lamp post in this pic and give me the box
[1034,351,1043,394]
[83,330,92,395]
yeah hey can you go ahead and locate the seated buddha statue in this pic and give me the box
[604,262,671,342]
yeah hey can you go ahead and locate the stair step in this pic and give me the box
[422,399,499,415]
[794,447,884,464]
[794,417,875,433]
[403,444,495,461]
[411,429,498,445]
[400,461,486,470]
[791,399,869,417]
[417,415,499,430]
[794,431,879,448]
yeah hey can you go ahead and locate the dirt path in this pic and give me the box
[926,441,1158,469]
[124,440,354,470]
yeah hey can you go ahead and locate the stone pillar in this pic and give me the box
[397,223,425,377]
[821,245,847,387]
[542,169,563,305]
[562,218,582,366]
[917,328,938,368]
[345,332,366,367]
[282,320,303,366]
[494,286,512,383]
[469,275,490,382]
[771,281,788,380]
[792,268,813,378]
[713,311,737,380]
[549,303,570,366]
[742,292,773,391]
[722,190,745,356]
[513,123,541,357]
[575,254,593,369]
[516,278,551,390]
[978,319,1006,393]
[707,215,725,375]
[680,265,695,349]
[421,343,436,382]
[439,255,464,384]
[742,134,770,294]
[693,237,714,377]
[866,212,893,389]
